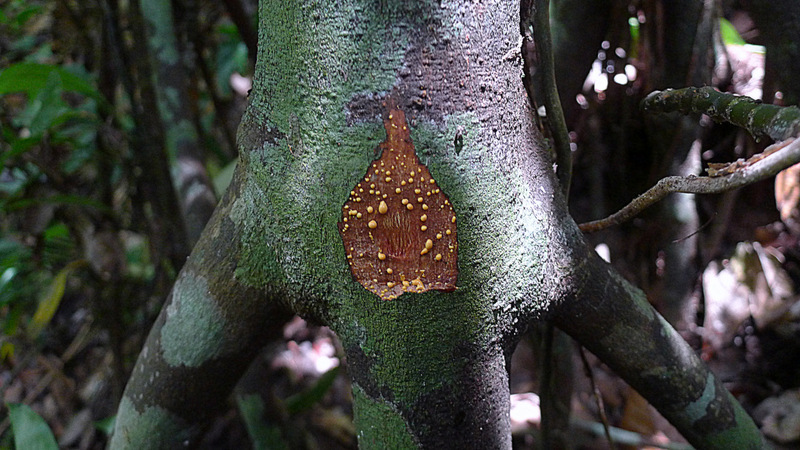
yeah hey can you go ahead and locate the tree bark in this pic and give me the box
[121,0,191,270]
[111,1,764,448]
[109,168,293,448]
[140,0,218,246]
[553,251,763,449]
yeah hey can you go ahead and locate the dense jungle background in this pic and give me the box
[3,0,800,448]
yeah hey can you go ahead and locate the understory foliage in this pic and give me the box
[1,0,249,447]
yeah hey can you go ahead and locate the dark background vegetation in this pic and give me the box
[2,0,800,448]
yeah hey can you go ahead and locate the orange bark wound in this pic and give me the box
[338,105,458,300]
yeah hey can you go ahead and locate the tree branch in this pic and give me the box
[643,87,800,141]
[553,253,765,448]
[110,168,294,448]
[580,137,798,232]
[580,87,800,232]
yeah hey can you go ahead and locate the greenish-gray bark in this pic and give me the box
[553,252,763,449]
[644,86,800,141]
[111,1,764,448]
[122,0,190,269]
[108,168,293,448]
[140,0,218,245]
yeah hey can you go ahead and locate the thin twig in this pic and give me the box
[580,137,800,232]
[672,213,715,244]
[578,346,616,450]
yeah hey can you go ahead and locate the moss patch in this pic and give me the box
[352,383,418,449]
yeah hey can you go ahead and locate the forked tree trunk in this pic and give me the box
[110,1,763,448]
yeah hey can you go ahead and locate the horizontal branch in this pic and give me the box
[580,87,800,233]
[579,137,799,233]
[642,86,800,141]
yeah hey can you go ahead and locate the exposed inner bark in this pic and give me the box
[339,105,458,300]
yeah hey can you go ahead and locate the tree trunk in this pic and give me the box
[140,0,218,246]
[111,1,764,448]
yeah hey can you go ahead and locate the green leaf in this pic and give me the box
[0,267,18,295]
[94,415,116,436]
[6,403,59,450]
[720,18,746,46]
[2,306,23,337]
[43,222,70,240]
[14,5,44,28]
[0,63,103,101]
[0,141,36,174]
[285,366,340,414]
[0,340,14,361]
[2,194,111,214]
[20,70,69,136]
[28,260,87,339]
[0,237,31,308]
[236,394,288,450]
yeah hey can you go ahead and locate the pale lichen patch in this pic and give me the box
[160,272,226,367]
[110,397,193,449]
